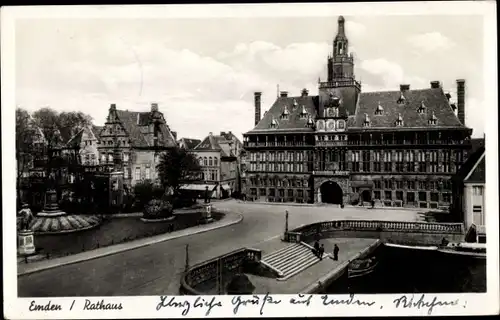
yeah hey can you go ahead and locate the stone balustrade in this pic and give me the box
[180,248,262,295]
[284,220,464,244]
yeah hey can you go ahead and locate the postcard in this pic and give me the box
[2,2,498,318]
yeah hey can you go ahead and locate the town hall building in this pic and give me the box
[242,16,473,209]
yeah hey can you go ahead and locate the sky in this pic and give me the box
[16,14,486,141]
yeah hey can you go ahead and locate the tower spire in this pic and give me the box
[337,16,346,38]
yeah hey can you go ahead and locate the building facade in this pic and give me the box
[186,131,243,198]
[242,16,472,208]
[451,146,485,231]
[98,103,178,188]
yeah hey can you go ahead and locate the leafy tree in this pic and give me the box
[156,147,201,198]
[16,108,36,203]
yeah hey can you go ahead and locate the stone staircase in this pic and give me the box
[261,242,331,281]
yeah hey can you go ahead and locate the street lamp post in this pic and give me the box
[184,244,189,273]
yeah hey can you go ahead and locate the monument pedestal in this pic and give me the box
[38,189,66,217]
[18,230,36,255]
[200,204,214,224]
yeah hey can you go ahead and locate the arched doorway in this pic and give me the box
[320,181,343,204]
[361,190,372,202]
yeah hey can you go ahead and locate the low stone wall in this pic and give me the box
[179,248,262,295]
[284,220,465,245]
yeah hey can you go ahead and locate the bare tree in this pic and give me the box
[15,108,36,203]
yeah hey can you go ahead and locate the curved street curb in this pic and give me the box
[18,211,244,276]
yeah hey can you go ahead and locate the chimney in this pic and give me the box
[430,81,441,89]
[136,113,140,125]
[400,84,410,92]
[280,91,288,98]
[209,132,213,136]
[151,103,159,112]
[301,88,309,97]
[254,92,262,126]
[110,103,116,111]
[457,79,465,126]
[220,131,226,136]
[445,92,452,101]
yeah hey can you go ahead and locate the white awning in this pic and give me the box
[220,184,231,190]
[181,184,216,191]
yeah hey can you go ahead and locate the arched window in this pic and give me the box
[108,154,113,163]
[214,157,218,166]
[101,154,106,163]
[203,157,207,166]
[199,157,203,165]
[209,157,213,166]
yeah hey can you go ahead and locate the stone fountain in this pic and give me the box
[28,189,102,234]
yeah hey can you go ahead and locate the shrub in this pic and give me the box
[143,199,173,219]
[134,180,155,209]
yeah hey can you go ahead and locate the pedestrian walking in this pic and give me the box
[333,244,339,261]
[319,244,325,260]
[313,240,320,256]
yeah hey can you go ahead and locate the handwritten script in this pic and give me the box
[393,294,464,315]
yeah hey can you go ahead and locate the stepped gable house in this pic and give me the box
[99,103,178,187]
[242,16,473,208]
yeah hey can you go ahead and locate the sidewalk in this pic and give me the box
[18,209,243,276]
[237,200,425,212]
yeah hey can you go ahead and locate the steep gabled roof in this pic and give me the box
[247,95,319,134]
[194,134,223,151]
[351,88,464,129]
[115,110,150,147]
[64,125,100,149]
[453,146,485,183]
[471,138,485,153]
[92,125,103,141]
[179,138,202,150]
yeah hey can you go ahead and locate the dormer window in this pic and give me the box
[375,102,384,115]
[270,117,279,129]
[281,106,290,120]
[299,105,308,119]
[292,99,299,110]
[397,93,406,105]
[417,101,427,114]
[428,112,438,125]
[395,113,404,126]
[363,113,371,127]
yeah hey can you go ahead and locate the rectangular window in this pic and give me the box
[473,205,482,213]
[396,191,403,200]
[419,192,427,201]
[288,189,294,198]
[442,193,451,203]
[407,181,415,190]
[407,192,415,203]
[145,168,151,180]
[384,191,392,200]
[124,169,129,179]
[269,189,275,197]
[297,190,304,198]
[259,188,266,196]
[473,186,484,196]
[374,191,381,200]
[430,192,439,202]
[135,168,141,181]
[396,181,404,189]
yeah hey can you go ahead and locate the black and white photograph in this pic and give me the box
[2,2,498,318]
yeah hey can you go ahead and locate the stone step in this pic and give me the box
[261,242,323,279]
[264,244,306,265]
[262,243,301,262]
